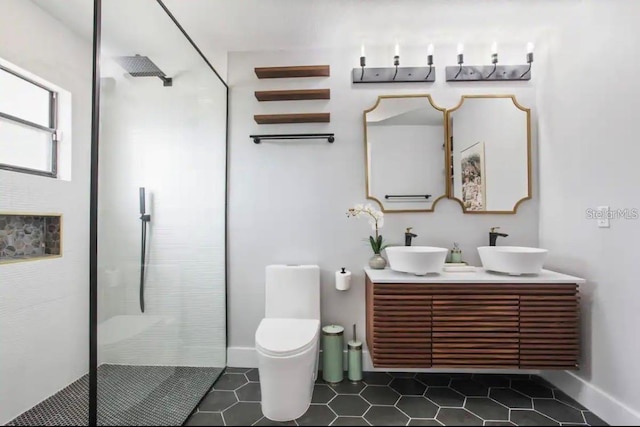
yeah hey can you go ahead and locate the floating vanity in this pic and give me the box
[365,268,584,370]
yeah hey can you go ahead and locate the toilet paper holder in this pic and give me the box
[336,267,352,291]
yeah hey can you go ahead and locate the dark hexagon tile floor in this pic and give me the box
[185,370,609,426]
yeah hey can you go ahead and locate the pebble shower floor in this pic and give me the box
[7,365,222,426]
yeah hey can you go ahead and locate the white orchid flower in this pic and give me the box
[347,202,387,255]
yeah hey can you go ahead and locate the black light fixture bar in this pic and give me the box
[352,67,436,83]
[446,41,534,81]
[353,43,436,84]
[445,64,532,81]
[251,133,335,144]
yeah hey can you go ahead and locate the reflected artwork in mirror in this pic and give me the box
[364,95,447,212]
[447,95,531,213]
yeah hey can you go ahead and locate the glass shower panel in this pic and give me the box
[96,0,227,425]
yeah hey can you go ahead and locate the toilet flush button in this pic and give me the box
[597,206,610,228]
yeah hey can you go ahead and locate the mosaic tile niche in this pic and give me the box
[0,214,62,263]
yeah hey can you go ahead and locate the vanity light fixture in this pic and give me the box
[352,43,436,83]
[520,42,535,78]
[446,41,534,81]
[393,43,400,80]
[425,44,435,80]
[485,41,499,79]
[359,44,366,80]
[454,43,464,79]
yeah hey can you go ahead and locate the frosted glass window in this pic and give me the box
[0,64,57,177]
[0,67,51,127]
[0,120,53,173]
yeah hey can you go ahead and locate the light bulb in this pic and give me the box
[394,43,400,56]
[427,43,434,56]
[360,44,366,57]
[491,41,498,55]
[527,42,535,54]
[457,43,464,55]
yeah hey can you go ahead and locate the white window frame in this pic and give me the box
[0,63,59,178]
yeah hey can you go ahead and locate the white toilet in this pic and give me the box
[255,265,321,422]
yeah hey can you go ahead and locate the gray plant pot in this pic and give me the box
[368,253,387,270]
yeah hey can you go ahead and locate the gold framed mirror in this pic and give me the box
[364,94,447,213]
[446,95,532,214]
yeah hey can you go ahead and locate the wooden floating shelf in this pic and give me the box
[254,113,330,125]
[255,65,330,79]
[255,89,330,102]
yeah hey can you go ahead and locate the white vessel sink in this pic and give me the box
[478,246,548,275]
[386,246,448,275]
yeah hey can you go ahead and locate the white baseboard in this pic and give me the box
[226,346,537,375]
[542,370,640,426]
[227,347,259,368]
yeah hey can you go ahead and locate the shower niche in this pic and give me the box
[0,213,62,263]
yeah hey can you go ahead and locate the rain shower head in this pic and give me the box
[114,54,172,87]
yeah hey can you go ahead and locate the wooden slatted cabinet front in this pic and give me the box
[366,276,432,368]
[366,277,580,370]
[432,293,520,368]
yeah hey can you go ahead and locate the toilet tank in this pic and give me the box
[265,265,320,320]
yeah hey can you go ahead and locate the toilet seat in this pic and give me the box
[256,318,320,357]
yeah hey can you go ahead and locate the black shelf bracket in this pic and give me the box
[250,133,335,144]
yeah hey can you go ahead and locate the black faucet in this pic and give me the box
[489,227,509,246]
[405,227,418,246]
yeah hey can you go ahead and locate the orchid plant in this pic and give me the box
[346,203,387,255]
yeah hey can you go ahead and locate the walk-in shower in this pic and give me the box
[3,0,228,426]
[94,0,228,424]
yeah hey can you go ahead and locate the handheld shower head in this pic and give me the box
[138,187,151,313]
[139,187,146,215]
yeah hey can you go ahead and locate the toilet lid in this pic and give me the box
[256,318,320,357]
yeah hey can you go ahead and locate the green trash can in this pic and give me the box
[322,325,344,384]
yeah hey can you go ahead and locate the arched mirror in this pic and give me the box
[364,95,447,212]
[446,95,531,213]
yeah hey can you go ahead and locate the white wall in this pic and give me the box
[227,45,539,367]
[452,98,529,211]
[227,5,640,421]
[537,1,640,424]
[96,57,227,367]
[0,0,92,423]
[368,124,445,211]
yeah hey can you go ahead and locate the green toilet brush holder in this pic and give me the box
[348,324,363,382]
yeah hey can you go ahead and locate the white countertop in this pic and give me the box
[365,267,585,284]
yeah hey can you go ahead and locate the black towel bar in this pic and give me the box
[385,194,432,199]
[250,133,334,144]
